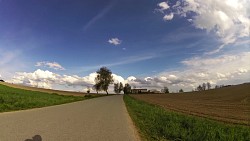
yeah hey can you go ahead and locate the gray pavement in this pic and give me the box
[0,95,140,141]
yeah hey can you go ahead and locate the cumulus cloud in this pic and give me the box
[35,61,65,70]
[124,52,250,91]
[157,2,170,12]
[11,69,60,89]
[157,0,250,52]
[9,52,250,92]
[163,13,174,21]
[10,69,127,92]
[156,2,173,20]
[108,38,122,45]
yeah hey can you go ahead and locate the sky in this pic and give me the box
[0,0,249,93]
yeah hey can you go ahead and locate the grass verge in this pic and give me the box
[0,84,103,113]
[124,95,250,141]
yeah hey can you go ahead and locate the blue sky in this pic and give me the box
[0,0,249,92]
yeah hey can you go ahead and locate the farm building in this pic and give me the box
[131,89,148,94]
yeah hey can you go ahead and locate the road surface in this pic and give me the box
[0,95,140,141]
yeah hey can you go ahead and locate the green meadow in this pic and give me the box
[0,84,99,112]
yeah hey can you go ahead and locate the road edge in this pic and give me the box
[123,95,141,141]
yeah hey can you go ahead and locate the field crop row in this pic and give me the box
[130,83,250,125]
[124,95,250,141]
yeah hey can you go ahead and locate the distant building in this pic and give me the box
[148,89,161,94]
[131,89,148,94]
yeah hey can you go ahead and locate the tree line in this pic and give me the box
[91,67,227,94]
[92,67,131,94]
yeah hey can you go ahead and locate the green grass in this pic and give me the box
[0,84,101,112]
[124,95,250,141]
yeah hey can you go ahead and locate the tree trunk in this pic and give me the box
[106,90,108,95]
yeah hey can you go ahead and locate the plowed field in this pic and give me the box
[130,83,250,125]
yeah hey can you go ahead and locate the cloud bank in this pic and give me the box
[10,52,250,92]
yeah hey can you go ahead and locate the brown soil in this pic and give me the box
[130,83,250,126]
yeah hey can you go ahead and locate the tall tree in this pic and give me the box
[207,82,211,90]
[114,83,119,94]
[119,82,124,93]
[197,85,203,91]
[123,83,131,94]
[114,82,124,94]
[161,86,169,94]
[95,67,114,95]
[202,83,206,91]
[179,89,184,93]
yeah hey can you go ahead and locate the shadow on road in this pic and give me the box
[24,135,42,141]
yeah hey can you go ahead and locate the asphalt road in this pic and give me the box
[0,95,140,141]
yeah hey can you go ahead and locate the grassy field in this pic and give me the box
[0,84,101,113]
[124,95,250,141]
[0,82,87,96]
[130,83,250,125]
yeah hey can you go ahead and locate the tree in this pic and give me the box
[207,82,211,90]
[123,83,131,94]
[202,83,206,91]
[87,87,90,94]
[114,82,124,94]
[114,83,119,94]
[161,86,169,94]
[215,85,220,89]
[197,85,203,91]
[95,67,114,95]
[119,82,124,93]
[93,83,101,94]
[179,89,184,93]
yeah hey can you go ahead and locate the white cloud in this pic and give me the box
[158,2,170,12]
[156,2,174,21]
[11,69,60,89]
[123,52,250,91]
[163,13,174,21]
[10,69,127,92]
[158,0,250,52]
[36,61,65,70]
[127,76,136,81]
[108,38,122,45]
[8,52,250,92]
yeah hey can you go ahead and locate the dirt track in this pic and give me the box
[0,95,140,141]
[131,83,250,125]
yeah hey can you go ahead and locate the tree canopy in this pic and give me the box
[161,86,169,94]
[95,67,114,95]
[123,83,132,94]
[114,82,124,94]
